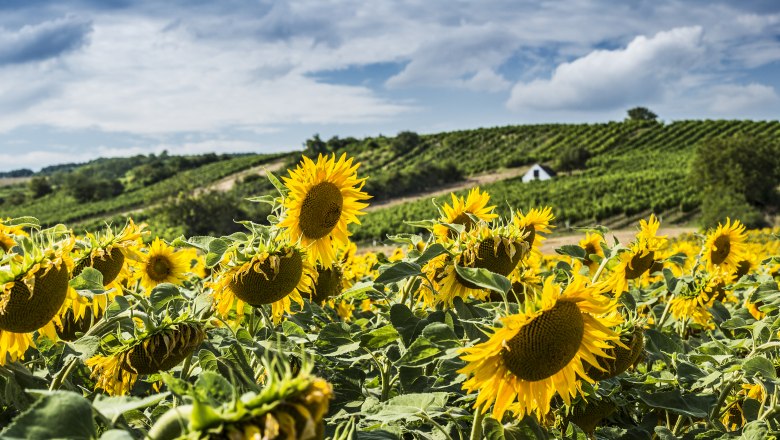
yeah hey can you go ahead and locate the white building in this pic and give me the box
[522,164,556,183]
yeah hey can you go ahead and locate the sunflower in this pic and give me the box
[63,220,146,338]
[597,215,667,294]
[703,218,747,272]
[513,207,555,251]
[579,233,604,274]
[432,187,497,240]
[0,233,74,365]
[0,221,26,254]
[278,153,370,268]
[308,263,345,304]
[669,269,731,328]
[459,276,623,420]
[437,224,529,306]
[210,244,314,324]
[87,320,205,396]
[132,238,192,291]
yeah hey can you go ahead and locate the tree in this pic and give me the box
[391,131,421,154]
[29,176,53,198]
[626,107,658,122]
[303,134,329,157]
[690,135,780,228]
[555,145,590,172]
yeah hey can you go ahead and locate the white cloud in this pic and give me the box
[506,26,705,112]
[707,83,779,114]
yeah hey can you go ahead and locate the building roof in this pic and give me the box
[529,163,556,177]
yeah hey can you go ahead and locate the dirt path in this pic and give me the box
[195,159,286,195]
[357,226,698,256]
[366,166,528,212]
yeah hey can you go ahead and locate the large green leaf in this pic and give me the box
[93,393,169,424]
[2,391,97,440]
[638,390,715,418]
[453,265,510,294]
[375,261,422,285]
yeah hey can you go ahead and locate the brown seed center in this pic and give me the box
[299,182,344,239]
[501,300,584,382]
[710,235,731,265]
[147,256,172,281]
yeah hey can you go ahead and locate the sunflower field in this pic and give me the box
[1,153,780,440]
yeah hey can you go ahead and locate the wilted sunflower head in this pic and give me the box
[73,219,146,287]
[278,153,370,268]
[87,317,205,396]
[704,218,748,272]
[132,238,192,291]
[0,233,74,332]
[210,242,314,324]
[459,276,624,420]
[147,352,333,440]
[433,187,497,240]
[308,263,344,304]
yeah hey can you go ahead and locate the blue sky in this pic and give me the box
[0,0,778,171]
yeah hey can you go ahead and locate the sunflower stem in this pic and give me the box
[49,357,78,391]
[709,379,737,425]
[257,306,275,331]
[656,295,674,328]
[420,412,453,440]
[469,405,485,440]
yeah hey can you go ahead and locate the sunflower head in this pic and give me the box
[579,233,604,272]
[229,248,305,306]
[588,327,644,381]
[278,153,370,268]
[74,220,146,286]
[513,207,555,249]
[704,218,747,271]
[566,398,617,435]
[459,276,623,419]
[0,221,27,254]
[210,241,314,324]
[133,238,192,291]
[309,263,344,304]
[0,233,74,334]
[121,321,205,375]
[433,187,497,239]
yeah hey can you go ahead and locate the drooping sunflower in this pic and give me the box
[669,269,732,329]
[278,153,370,268]
[132,238,193,291]
[60,220,147,340]
[459,276,623,420]
[210,244,314,324]
[703,218,747,272]
[87,318,205,396]
[438,223,529,306]
[0,233,74,365]
[307,263,345,304]
[513,207,555,251]
[432,187,497,240]
[597,215,667,294]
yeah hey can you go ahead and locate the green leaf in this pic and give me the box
[195,372,234,406]
[2,391,97,440]
[390,304,422,346]
[69,267,104,291]
[198,349,219,372]
[360,325,400,350]
[482,417,505,440]
[99,430,135,440]
[149,283,182,310]
[93,393,169,424]
[397,337,440,366]
[205,238,229,268]
[555,245,586,259]
[66,336,101,361]
[366,393,449,422]
[638,390,715,418]
[375,261,422,285]
[453,265,510,294]
[743,356,777,379]
[414,243,448,266]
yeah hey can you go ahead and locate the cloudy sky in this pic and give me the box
[0,0,778,171]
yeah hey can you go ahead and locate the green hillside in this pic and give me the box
[3,119,778,240]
